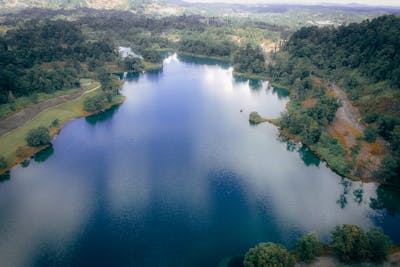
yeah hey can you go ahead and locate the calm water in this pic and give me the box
[0,55,399,267]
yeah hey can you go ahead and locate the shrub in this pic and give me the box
[364,127,377,142]
[0,156,7,169]
[296,232,322,262]
[244,242,295,267]
[51,119,60,127]
[83,94,106,112]
[26,126,51,147]
[366,228,392,262]
[331,224,369,262]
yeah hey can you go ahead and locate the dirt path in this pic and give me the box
[328,83,386,178]
[0,85,100,136]
[331,84,364,132]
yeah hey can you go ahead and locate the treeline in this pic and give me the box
[285,15,400,87]
[243,224,393,267]
[179,35,236,59]
[270,15,400,182]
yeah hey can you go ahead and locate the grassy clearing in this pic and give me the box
[0,78,98,120]
[0,86,124,173]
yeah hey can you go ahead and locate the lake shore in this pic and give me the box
[0,87,125,175]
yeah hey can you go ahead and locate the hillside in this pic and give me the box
[270,15,400,184]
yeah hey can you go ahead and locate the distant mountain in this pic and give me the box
[0,0,159,10]
[2,0,400,13]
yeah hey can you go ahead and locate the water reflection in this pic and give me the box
[145,68,163,83]
[272,86,290,99]
[177,54,230,69]
[85,105,120,125]
[298,146,320,167]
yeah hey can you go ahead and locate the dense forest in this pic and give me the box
[0,19,116,104]
[270,15,400,183]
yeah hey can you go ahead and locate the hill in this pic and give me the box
[270,15,400,184]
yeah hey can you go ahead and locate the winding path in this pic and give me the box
[0,85,100,136]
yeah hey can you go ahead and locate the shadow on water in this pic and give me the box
[249,79,263,91]
[33,145,54,163]
[370,185,400,216]
[85,105,120,125]
[20,159,30,168]
[0,171,10,183]
[227,256,244,267]
[177,54,231,69]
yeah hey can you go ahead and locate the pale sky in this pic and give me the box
[183,0,400,7]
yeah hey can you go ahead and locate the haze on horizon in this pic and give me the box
[183,0,400,7]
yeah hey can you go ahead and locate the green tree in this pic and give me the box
[366,228,392,262]
[26,126,51,147]
[331,224,369,263]
[380,154,398,181]
[296,232,322,262]
[243,242,295,267]
[83,94,107,112]
[364,127,377,142]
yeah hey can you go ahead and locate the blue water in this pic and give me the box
[0,55,399,267]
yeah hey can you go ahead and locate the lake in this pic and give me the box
[0,54,399,267]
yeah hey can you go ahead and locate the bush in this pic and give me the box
[244,242,295,267]
[364,127,377,142]
[366,228,392,262]
[26,126,51,147]
[296,232,322,262]
[83,94,106,112]
[51,119,60,127]
[0,156,7,169]
[331,224,369,262]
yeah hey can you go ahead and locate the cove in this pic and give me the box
[0,54,399,267]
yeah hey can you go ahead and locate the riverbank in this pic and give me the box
[0,87,125,175]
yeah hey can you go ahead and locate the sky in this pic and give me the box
[183,0,400,7]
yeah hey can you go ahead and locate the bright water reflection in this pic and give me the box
[0,55,399,267]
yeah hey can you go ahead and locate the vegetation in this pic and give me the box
[26,126,51,147]
[83,94,107,112]
[296,232,322,262]
[331,224,392,263]
[244,225,393,266]
[271,15,400,183]
[234,44,266,74]
[243,242,295,267]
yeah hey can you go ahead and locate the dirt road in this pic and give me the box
[0,85,100,136]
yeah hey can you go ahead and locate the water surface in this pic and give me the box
[0,55,399,267]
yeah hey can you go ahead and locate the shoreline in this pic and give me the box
[0,90,125,175]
